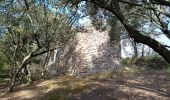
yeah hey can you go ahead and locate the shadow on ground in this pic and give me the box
[0,69,170,100]
[68,70,170,100]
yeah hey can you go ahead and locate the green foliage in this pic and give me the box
[0,78,9,85]
[166,64,170,76]
[40,76,90,100]
[123,57,169,69]
[123,66,145,75]
[0,52,9,74]
[0,1,77,91]
[86,70,122,81]
[43,83,88,100]
[122,57,138,65]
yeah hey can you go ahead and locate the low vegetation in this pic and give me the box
[123,57,169,69]
[0,0,170,99]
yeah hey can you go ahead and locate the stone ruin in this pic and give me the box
[47,27,122,75]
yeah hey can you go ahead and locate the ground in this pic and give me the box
[0,68,170,100]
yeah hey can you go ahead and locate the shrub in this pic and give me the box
[123,57,169,69]
[86,69,122,81]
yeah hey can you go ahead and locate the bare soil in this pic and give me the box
[0,69,170,100]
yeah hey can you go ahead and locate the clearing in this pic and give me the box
[0,68,170,100]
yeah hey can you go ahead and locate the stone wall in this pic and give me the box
[48,27,121,75]
[48,27,122,75]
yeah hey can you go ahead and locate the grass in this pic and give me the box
[0,78,9,85]
[0,66,147,100]
[42,84,89,100]
[39,76,90,100]
[45,85,88,100]
[123,66,145,75]
[166,64,170,76]
[42,67,146,100]
[85,69,123,81]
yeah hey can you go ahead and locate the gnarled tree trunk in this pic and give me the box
[8,53,32,92]
[90,0,170,63]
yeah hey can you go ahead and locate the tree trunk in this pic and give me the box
[8,53,32,92]
[9,64,15,87]
[124,25,170,63]
[21,64,31,84]
[9,46,18,87]
[91,0,170,63]
[132,42,138,58]
[8,47,57,92]
[42,52,51,79]
[141,44,145,59]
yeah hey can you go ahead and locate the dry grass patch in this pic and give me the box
[122,66,145,75]
[39,75,90,100]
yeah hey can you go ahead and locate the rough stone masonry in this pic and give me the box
[66,27,121,75]
[48,27,122,75]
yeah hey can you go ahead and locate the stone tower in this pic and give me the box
[62,26,122,75]
[47,26,121,75]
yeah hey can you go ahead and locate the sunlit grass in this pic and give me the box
[38,75,90,100]
[0,66,147,100]
[85,69,123,81]
[166,64,170,76]
[43,66,145,100]
[0,78,9,85]
[122,66,145,75]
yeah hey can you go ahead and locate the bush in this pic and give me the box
[166,64,170,76]
[146,57,168,69]
[0,54,9,73]
[123,57,169,69]
[0,78,9,84]
[86,69,122,81]
[122,57,132,65]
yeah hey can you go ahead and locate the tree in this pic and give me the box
[65,0,170,63]
[0,0,75,92]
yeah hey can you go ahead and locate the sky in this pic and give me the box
[78,17,170,58]
[46,0,170,48]
[158,34,170,46]
[157,23,170,46]
[78,17,170,47]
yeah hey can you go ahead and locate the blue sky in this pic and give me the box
[78,17,170,57]
[158,23,170,46]
[47,0,170,47]
[79,18,170,46]
[158,34,170,46]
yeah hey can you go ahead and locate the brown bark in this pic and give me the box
[152,0,170,7]
[133,42,138,58]
[124,25,170,63]
[141,44,145,58]
[89,0,170,63]
[42,52,51,79]
[8,53,32,92]
[8,48,57,92]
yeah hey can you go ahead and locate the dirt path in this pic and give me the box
[70,70,170,100]
[0,69,170,100]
